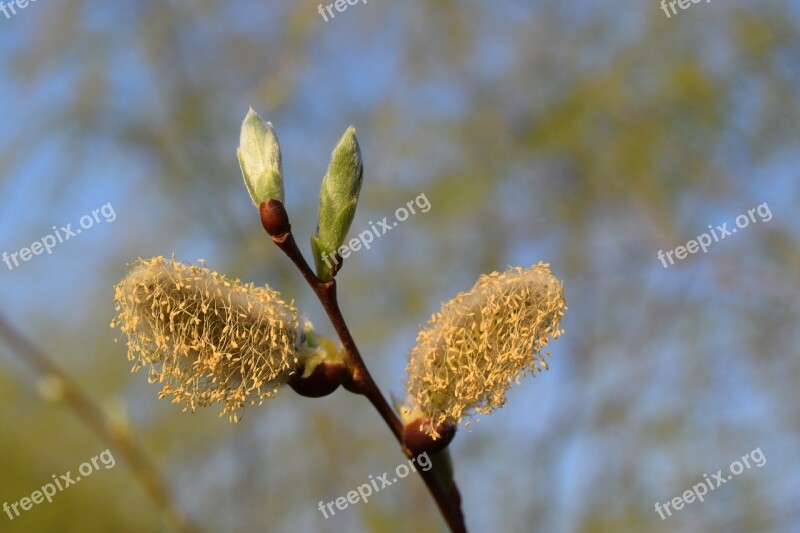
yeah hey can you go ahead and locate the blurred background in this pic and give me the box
[1,1,799,532]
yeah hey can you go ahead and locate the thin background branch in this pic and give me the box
[0,312,197,533]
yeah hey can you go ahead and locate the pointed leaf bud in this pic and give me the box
[311,126,363,281]
[237,107,284,206]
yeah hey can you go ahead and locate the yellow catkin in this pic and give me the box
[405,263,566,435]
[111,257,299,421]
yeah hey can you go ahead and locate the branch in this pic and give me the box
[261,200,467,533]
[0,313,198,533]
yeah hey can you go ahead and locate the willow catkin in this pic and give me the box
[111,257,300,422]
[405,263,566,435]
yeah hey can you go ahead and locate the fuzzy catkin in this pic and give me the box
[112,257,300,421]
[405,263,566,434]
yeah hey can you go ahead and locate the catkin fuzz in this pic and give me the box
[406,263,566,434]
[112,257,300,421]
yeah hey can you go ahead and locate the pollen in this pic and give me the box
[405,263,566,435]
[112,256,300,421]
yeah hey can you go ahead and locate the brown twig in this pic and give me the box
[261,200,467,533]
[0,313,198,533]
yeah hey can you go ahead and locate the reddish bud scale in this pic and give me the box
[402,418,456,455]
[260,199,291,237]
[288,362,349,398]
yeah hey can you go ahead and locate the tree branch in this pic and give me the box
[261,200,467,533]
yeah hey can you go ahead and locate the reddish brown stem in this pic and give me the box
[261,200,466,533]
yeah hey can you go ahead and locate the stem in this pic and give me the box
[261,202,466,532]
[0,314,198,533]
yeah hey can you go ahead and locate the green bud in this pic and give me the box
[311,126,363,281]
[237,107,284,206]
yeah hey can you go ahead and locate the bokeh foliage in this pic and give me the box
[1,1,799,531]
